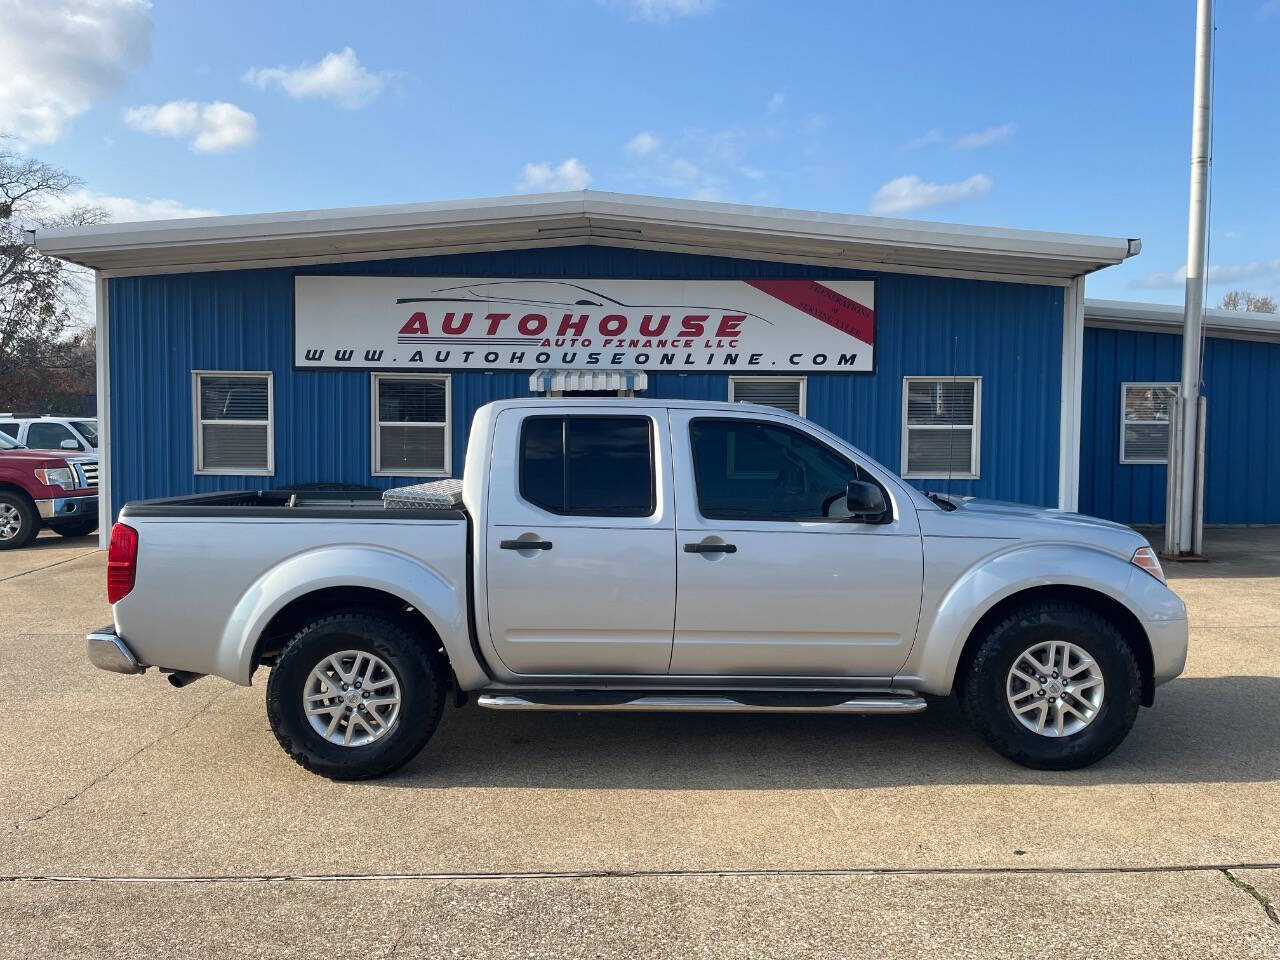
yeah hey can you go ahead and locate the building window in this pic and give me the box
[901,377,981,479]
[1120,382,1178,464]
[193,372,274,475]
[728,376,806,415]
[372,374,450,476]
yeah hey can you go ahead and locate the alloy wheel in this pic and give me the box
[1005,640,1105,738]
[303,650,402,747]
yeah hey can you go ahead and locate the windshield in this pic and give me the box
[0,433,25,450]
[72,420,99,446]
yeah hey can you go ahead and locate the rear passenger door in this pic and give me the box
[483,408,676,676]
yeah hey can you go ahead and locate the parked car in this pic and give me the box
[0,432,99,548]
[0,415,98,454]
[87,398,1187,780]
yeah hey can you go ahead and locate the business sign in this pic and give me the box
[294,276,875,372]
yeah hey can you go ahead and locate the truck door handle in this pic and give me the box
[500,539,553,551]
[684,542,737,554]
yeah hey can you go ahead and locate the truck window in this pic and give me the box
[519,416,655,517]
[26,422,78,450]
[689,418,873,522]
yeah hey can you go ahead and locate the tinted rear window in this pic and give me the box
[519,416,654,517]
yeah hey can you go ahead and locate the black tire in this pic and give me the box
[0,491,39,550]
[266,610,446,780]
[50,517,98,538]
[957,601,1141,770]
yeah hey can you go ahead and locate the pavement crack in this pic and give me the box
[5,862,1280,885]
[1223,869,1280,926]
[0,549,99,583]
[9,687,230,833]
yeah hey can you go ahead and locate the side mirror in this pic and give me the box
[60,438,81,450]
[845,479,887,520]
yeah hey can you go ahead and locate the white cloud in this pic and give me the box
[767,92,785,113]
[1134,257,1280,289]
[904,129,943,150]
[123,100,257,153]
[44,187,220,222]
[953,122,1016,150]
[1259,0,1280,19]
[243,47,388,108]
[625,131,661,156]
[518,158,592,192]
[0,0,151,144]
[609,0,715,21]
[870,173,993,214]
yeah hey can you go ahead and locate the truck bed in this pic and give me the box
[119,488,465,521]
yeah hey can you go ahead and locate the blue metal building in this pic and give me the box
[32,191,1164,548]
[1081,299,1280,526]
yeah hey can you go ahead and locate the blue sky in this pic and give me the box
[5,0,1279,304]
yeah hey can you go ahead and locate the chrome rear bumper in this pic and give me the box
[87,627,146,675]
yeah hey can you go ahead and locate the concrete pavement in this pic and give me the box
[1,527,1278,956]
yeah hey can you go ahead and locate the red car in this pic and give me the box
[0,431,99,549]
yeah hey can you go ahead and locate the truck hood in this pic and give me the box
[949,497,1134,533]
[0,448,74,467]
[920,495,1148,558]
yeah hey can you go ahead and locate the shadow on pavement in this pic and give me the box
[384,674,1280,790]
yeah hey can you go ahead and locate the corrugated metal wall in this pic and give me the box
[1080,325,1280,524]
[108,246,1064,519]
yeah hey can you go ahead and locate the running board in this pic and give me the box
[475,692,927,715]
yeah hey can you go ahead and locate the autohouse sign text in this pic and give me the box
[294,277,876,372]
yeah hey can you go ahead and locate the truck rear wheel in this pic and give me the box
[265,611,446,780]
[957,600,1141,770]
[0,492,38,550]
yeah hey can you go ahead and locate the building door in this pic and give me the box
[668,410,924,678]
[483,407,676,676]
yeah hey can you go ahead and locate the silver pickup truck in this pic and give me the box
[88,398,1188,780]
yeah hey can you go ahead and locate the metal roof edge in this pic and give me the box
[1084,297,1280,338]
[30,189,1138,274]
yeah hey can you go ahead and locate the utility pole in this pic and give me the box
[1166,0,1212,558]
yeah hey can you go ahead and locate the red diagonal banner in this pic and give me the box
[746,279,875,345]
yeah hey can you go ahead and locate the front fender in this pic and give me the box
[217,544,484,687]
[902,542,1169,697]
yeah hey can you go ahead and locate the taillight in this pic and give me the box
[107,523,138,604]
[1131,545,1166,584]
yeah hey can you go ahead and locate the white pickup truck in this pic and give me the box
[88,398,1188,780]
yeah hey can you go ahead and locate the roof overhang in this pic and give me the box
[1085,298,1280,342]
[29,190,1141,284]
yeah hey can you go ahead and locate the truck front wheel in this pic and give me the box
[957,600,1141,770]
[0,492,38,550]
[265,611,446,780]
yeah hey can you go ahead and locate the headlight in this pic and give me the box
[1131,546,1166,584]
[34,467,77,490]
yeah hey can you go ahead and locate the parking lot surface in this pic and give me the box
[2,527,1278,957]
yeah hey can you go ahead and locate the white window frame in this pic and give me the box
[192,370,274,476]
[371,373,452,477]
[900,376,982,480]
[728,376,807,416]
[1119,381,1179,465]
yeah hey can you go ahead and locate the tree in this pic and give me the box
[1218,290,1277,314]
[0,136,107,411]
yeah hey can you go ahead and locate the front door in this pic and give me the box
[670,411,924,678]
[483,407,676,676]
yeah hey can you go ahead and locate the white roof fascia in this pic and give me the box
[1084,298,1280,341]
[31,190,1140,281]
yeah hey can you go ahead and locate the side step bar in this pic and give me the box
[476,693,927,715]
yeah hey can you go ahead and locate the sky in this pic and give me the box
[3,0,1279,306]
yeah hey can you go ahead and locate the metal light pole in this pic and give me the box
[1166,0,1212,558]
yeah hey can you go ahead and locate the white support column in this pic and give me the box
[94,272,112,549]
[1057,276,1085,512]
